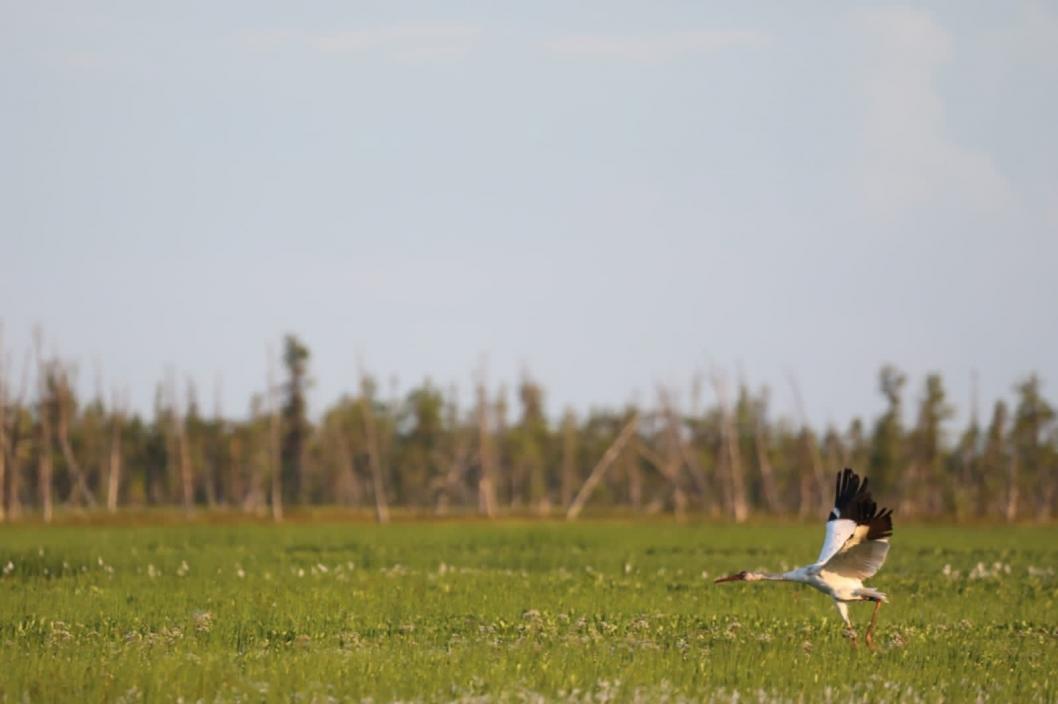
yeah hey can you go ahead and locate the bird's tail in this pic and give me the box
[855,587,889,603]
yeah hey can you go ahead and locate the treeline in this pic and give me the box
[0,333,1055,523]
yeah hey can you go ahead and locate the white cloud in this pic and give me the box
[546,30,769,62]
[855,7,1013,216]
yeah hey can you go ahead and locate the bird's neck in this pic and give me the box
[750,569,805,583]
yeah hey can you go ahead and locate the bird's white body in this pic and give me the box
[781,563,888,617]
[716,468,894,645]
[782,566,865,601]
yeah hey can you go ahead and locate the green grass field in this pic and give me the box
[1,519,1055,702]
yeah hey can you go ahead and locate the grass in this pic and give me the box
[0,518,1056,702]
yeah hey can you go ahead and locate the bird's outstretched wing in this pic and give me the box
[815,468,893,567]
[825,538,891,580]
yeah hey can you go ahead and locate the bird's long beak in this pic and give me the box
[714,573,741,583]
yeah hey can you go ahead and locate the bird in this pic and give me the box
[715,467,894,649]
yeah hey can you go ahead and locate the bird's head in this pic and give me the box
[714,570,762,583]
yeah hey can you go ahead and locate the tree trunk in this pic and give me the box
[788,376,829,516]
[334,429,364,507]
[657,391,695,517]
[360,394,389,524]
[475,384,497,518]
[268,361,283,522]
[0,368,6,522]
[899,462,919,517]
[752,410,781,514]
[269,405,282,521]
[1005,455,1019,522]
[712,375,748,523]
[567,414,638,520]
[798,469,813,518]
[5,358,30,520]
[560,410,577,508]
[5,404,23,520]
[637,434,686,520]
[106,399,123,513]
[38,414,53,523]
[54,370,97,508]
[172,407,194,515]
[435,437,467,515]
[624,441,642,511]
[1038,480,1054,522]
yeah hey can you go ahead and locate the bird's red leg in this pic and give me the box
[865,600,882,651]
[836,602,857,649]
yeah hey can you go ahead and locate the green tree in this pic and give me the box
[981,401,1010,518]
[870,365,906,501]
[280,335,310,503]
[950,410,981,519]
[1011,376,1056,519]
[507,377,550,513]
[908,373,953,514]
[396,382,445,505]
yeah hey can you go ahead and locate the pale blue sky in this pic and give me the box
[2,1,1057,428]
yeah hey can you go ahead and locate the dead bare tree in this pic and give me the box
[788,374,828,516]
[359,376,389,523]
[2,352,30,521]
[567,413,638,520]
[53,366,96,508]
[166,371,194,515]
[267,351,283,522]
[103,389,122,514]
[657,391,691,520]
[474,380,498,518]
[38,415,53,522]
[435,388,468,514]
[674,380,715,513]
[236,413,263,514]
[622,438,643,511]
[635,421,685,520]
[0,328,7,522]
[560,408,578,509]
[494,386,510,509]
[332,425,364,507]
[106,389,125,513]
[749,387,782,514]
[1005,454,1019,523]
[200,378,219,508]
[33,330,53,522]
[712,372,748,523]
[436,442,469,515]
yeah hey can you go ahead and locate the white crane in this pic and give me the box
[715,467,894,649]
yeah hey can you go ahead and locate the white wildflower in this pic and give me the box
[192,610,214,632]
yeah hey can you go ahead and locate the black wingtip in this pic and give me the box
[867,507,894,540]
[830,467,893,532]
